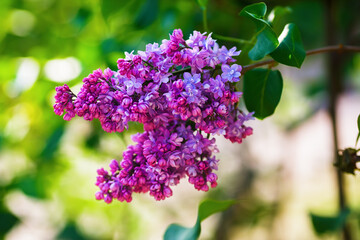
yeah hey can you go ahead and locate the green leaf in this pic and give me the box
[310,208,350,235]
[57,223,87,240]
[71,8,92,30]
[197,0,208,10]
[197,199,236,221]
[270,23,306,68]
[163,223,200,240]
[163,199,235,240]
[134,0,159,29]
[0,211,19,235]
[240,2,267,19]
[40,127,64,160]
[267,6,292,34]
[239,2,278,60]
[249,29,278,61]
[13,174,47,199]
[356,114,360,146]
[243,69,283,119]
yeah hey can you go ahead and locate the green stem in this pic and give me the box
[203,8,209,32]
[212,34,254,45]
[171,67,191,75]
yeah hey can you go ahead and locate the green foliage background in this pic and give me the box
[0,0,360,239]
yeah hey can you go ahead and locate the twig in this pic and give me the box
[169,45,360,77]
[212,34,254,45]
[242,45,360,73]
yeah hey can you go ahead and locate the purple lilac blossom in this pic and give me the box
[221,64,242,82]
[95,122,219,202]
[53,29,253,203]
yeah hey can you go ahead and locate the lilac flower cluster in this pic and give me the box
[95,122,219,203]
[54,29,254,202]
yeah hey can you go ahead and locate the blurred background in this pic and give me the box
[1,0,360,239]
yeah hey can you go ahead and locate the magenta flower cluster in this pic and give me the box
[54,29,254,203]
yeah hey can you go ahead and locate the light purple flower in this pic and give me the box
[221,64,242,82]
[124,77,143,95]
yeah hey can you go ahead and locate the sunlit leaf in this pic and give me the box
[197,199,235,221]
[267,6,292,34]
[134,0,159,29]
[240,2,267,19]
[163,199,235,240]
[243,68,283,119]
[270,23,306,68]
[239,2,278,60]
[310,208,350,235]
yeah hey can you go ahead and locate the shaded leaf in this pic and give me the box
[270,23,306,68]
[239,2,278,60]
[71,8,92,30]
[163,199,235,240]
[249,29,278,61]
[57,223,87,240]
[13,175,47,199]
[134,0,159,29]
[243,69,283,119]
[310,208,350,235]
[0,211,19,235]
[40,127,64,160]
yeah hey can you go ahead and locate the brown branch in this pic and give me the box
[242,45,360,73]
[168,45,360,77]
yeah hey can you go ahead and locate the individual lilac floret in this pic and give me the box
[221,64,242,82]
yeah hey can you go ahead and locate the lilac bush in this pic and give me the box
[54,29,254,203]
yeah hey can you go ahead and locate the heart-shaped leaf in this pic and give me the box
[243,68,283,119]
[239,2,278,60]
[163,199,236,240]
[270,23,306,68]
[267,6,292,33]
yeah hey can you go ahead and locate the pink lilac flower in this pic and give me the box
[95,122,220,202]
[53,29,254,203]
